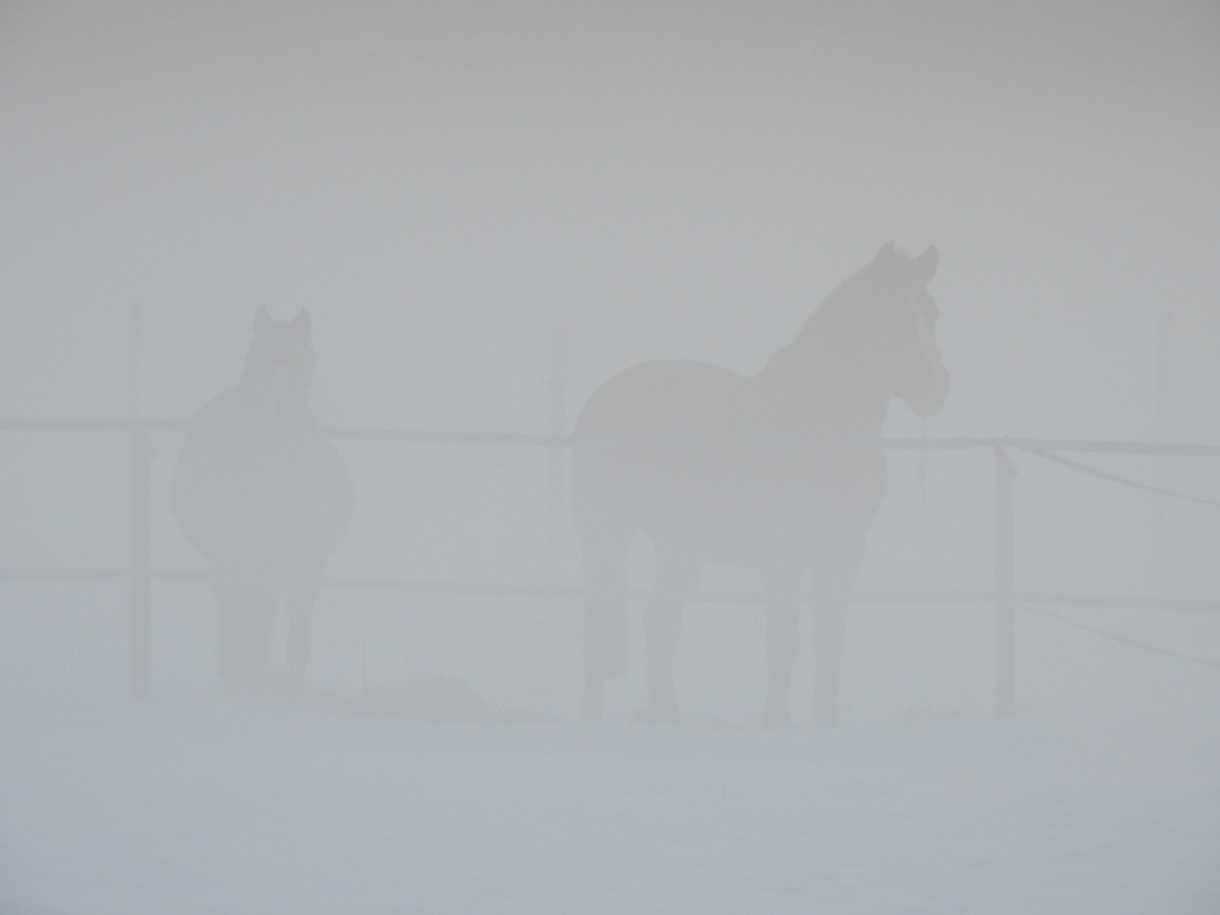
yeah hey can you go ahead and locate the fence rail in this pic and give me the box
[2,415,1218,709]
[6,418,1220,457]
[6,565,1217,615]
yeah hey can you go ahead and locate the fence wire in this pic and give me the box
[1020,602,1220,671]
[1019,447,1220,507]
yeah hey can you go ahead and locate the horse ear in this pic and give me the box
[914,244,938,284]
[293,309,312,338]
[875,241,896,264]
[254,306,273,337]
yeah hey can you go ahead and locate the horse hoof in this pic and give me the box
[631,704,681,727]
[580,690,605,722]
[763,705,791,729]
[221,674,255,701]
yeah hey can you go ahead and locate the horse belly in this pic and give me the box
[644,453,880,565]
[583,431,886,568]
[572,359,887,566]
[174,418,352,574]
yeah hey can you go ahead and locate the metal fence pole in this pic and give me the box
[131,430,153,699]
[546,327,569,588]
[129,304,152,699]
[994,445,1017,716]
[1150,310,1171,592]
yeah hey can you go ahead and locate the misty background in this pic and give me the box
[2,1,1218,724]
[5,3,1220,912]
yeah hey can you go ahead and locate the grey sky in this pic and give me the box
[3,11,1220,909]
[3,1,1217,442]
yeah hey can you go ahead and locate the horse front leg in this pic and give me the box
[285,581,320,694]
[761,562,803,727]
[212,570,276,698]
[580,532,630,722]
[810,540,865,728]
[811,603,848,727]
[643,551,699,722]
[210,573,245,698]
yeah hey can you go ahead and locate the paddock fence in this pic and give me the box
[5,316,1219,712]
[3,410,1218,713]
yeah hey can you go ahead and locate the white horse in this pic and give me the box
[173,308,353,697]
[572,243,948,725]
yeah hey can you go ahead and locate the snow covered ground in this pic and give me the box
[3,693,1218,914]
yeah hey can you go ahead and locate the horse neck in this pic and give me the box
[236,378,315,427]
[750,325,891,439]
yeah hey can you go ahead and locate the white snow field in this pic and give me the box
[2,693,1218,914]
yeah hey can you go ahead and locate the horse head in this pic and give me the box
[242,307,316,415]
[868,241,949,417]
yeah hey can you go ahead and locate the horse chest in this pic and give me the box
[176,409,351,569]
[207,429,320,497]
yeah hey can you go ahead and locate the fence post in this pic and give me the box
[546,327,569,588]
[129,304,152,699]
[1150,310,1171,591]
[994,445,1017,716]
[131,430,153,699]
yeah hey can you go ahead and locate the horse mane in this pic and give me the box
[759,254,896,376]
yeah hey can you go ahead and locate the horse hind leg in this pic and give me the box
[212,571,276,698]
[579,529,631,722]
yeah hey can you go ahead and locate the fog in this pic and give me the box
[2,2,1219,912]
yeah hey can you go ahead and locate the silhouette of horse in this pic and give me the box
[173,308,353,697]
[573,243,948,726]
